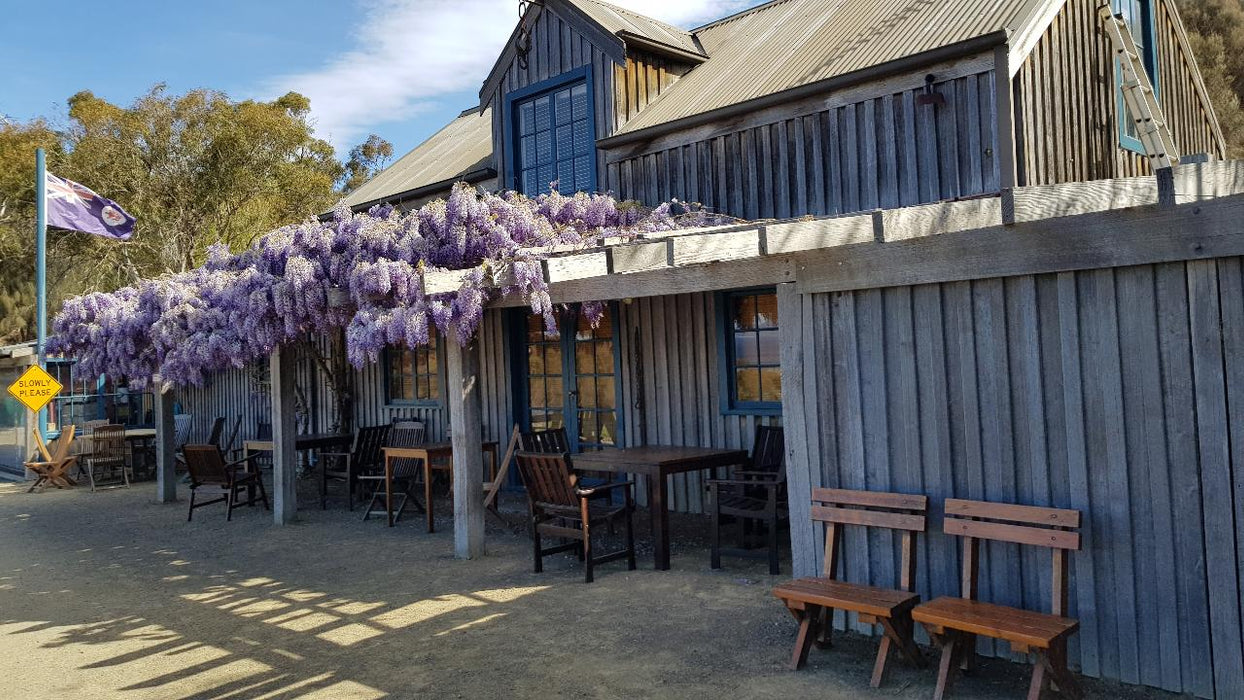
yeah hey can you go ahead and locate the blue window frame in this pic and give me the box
[384,328,443,406]
[717,289,782,415]
[504,66,597,196]
[1114,0,1159,154]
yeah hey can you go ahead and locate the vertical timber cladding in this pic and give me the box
[1014,0,1225,186]
[783,260,1244,699]
[605,64,1002,219]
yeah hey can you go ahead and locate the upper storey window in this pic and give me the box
[508,67,596,196]
[1114,0,1160,153]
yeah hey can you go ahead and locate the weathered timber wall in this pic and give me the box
[1014,0,1225,186]
[780,258,1244,698]
[606,70,1001,219]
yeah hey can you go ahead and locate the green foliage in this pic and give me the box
[0,84,380,345]
[1176,0,1244,156]
[340,134,394,194]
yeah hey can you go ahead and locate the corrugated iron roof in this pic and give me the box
[567,0,704,56]
[615,0,1047,136]
[339,107,494,210]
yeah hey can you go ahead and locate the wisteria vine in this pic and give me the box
[48,184,728,388]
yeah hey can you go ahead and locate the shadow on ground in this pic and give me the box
[0,480,1171,699]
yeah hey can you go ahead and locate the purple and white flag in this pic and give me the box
[45,173,135,241]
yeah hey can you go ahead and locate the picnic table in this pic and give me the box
[381,441,499,530]
[573,446,749,570]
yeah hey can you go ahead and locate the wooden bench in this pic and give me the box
[772,488,928,687]
[911,499,1082,700]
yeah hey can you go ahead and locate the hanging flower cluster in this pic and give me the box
[48,185,728,387]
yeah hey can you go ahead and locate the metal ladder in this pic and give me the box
[1098,3,1179,169]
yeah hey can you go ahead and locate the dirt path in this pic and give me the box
[0,481,1166,699]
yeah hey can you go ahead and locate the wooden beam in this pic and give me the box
[765,215,874,254]
[154,388,176,503]
[796,192,1244,295]
[271,345,298,525]
[446,331,485,559]
[777,283,818,578]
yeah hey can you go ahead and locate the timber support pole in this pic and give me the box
[447,331,485,559]
[271,345,298,524]
[154,388,177,503]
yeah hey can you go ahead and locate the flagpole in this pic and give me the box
[35,147,48,440]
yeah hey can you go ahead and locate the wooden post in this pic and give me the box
[777,283,818,577]
[446,330,485,559]
[154,388,177,503]
[271,345,298,525]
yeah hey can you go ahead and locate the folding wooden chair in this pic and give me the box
[24,427,78,492]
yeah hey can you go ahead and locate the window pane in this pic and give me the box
[572,83,588,121]
[735,368,761,403]
[594,340,612,372]
[557,159,575,193]
[536,131,552,164]
[537,164,555,193]
[555,89,572,124]
[575,341,595,374]
[596,376,615,410]
[428,374,440,400]
[575,156,592,192]
[534,96,551,130]
[598,411,617,446]
[577,377,596,409]
[522,169,537,196]
[530,380,546,409]
[547,410,564,429]
[545,343,562,370]
[425,344,438,372]
[734,333,760,365]
[519,102,534,133]
[578,410,598,445]
[547,377,563,406]
[761,367,783,403]
[521,135,536,165]
[573,120,590,156]
[733,295,757,330]
[527,313,545,341]
[758,330,780,366]
[755,293,779,328]
[416,375,430,401]
[528,345,545,374]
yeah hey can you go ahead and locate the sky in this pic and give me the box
[1,0,764,160]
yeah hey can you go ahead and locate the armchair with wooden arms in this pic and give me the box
[520,426,616,504]
[707,425,787,574]
[320,424,390,510]
[515,451,636,583]
[183,444,270,521]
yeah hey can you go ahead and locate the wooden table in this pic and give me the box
[124,428,157,480]
[382,441,499,530]
[244,433,353,503]
[573,446,749,570]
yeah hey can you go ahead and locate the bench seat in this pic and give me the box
[774,577,920,619]
[912,596,1079,650]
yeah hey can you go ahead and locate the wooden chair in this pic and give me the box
[221,416,243,459]
[911,499,1083,700]
[515,451,636,583]
[320,424,390,510]
[205,416,226,447]
[24,427,79,492]
[520,426,615,504]
[82,424,129,490]
[361,421,426,522]
[183,444,269,521]
[708,425,787,574]
[772,488,928,687]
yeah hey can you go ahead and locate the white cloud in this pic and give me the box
[268,0,755,153]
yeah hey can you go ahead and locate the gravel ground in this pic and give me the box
[0,477,1174,699]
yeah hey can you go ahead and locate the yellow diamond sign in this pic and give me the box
[7,364,62,413]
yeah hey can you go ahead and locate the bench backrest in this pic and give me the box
[811,488,928,591]
[942,498,1081,616]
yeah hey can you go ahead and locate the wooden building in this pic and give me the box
[177,1,1244,696]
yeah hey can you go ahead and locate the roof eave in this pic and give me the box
[616,30,707,64]
[325,167,499,220]
[598,30,1011,150]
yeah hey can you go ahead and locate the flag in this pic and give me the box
[44,173,135,241]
